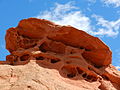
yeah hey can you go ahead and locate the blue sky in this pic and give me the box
[0,0,120,70]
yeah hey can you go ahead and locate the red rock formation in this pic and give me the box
[0,18,120,90]
[6,18,112,66]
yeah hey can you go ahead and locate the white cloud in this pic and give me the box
[92,14,120,37]
[116,66,120,70]
[36,2,92,33]
[36,2,120,37]
[102,0,120,7]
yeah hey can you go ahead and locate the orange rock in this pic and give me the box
[0,18,119,90]
[6,18,112,66]
[5,28,19,52]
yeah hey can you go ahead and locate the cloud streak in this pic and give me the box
[36,2,92,33]
[102,0,120,7]
[36,2,120,37]
[92,14,120,37]
[116,66,120,70]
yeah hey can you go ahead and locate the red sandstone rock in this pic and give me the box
[0,18,119,90]
[6,18,112,66]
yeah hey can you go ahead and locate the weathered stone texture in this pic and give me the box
[0,18,119,90]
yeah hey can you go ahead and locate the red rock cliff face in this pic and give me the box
[0,18,120,90]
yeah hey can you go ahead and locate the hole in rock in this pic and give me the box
[20,38,37,49]
[67,73,76,78]
[94,65,102,68]
[66,61,71,64]
[82,73,87,78]
[36,56,45,60]
[80,47,84,49]
[85,48,91,51]
[21,35,29,38]
[30,43,37,48]
[14,59,18,63]
[61,65,77,78]
[91,76,98,81]
[27,86,31,88]
[85,75,98,82]
[102,75,109,80]
[86,75,92,80]
[10,63,14,65]
[88,67,93,70]
[20,54,29,61]
[76,67,83,74]
[51,58,60,63]
[39,42,49,53]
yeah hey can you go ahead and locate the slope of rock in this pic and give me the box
[0,18,120,90]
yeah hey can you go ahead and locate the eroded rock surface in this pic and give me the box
[0,18,120,90]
